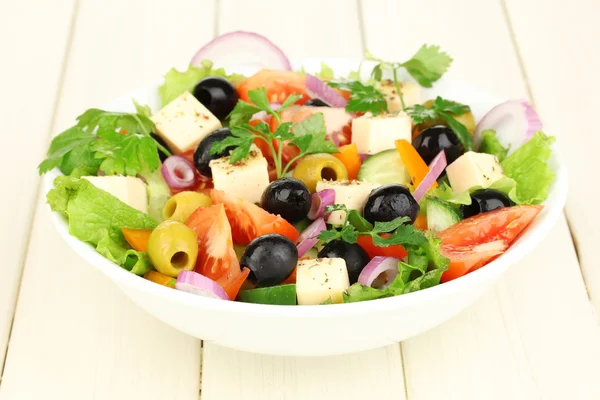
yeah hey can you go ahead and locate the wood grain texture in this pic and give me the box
[0,0,215,398]
[504,0,600,316]
[200,1,406,399]
[361,0,600,399]
[0,0,76,373]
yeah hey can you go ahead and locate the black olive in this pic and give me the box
[317,240,370,284]
[193,76,239,120]
[261,178,311,224]
[304,99,330,107]
[460,189,514,219]
[241,234,298,287]
[193,128,234,177]
[151,133,170,163]
[363,184,420,224]
[412,125,464,166]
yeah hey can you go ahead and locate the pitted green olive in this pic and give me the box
[162,191,212,223]
[292,154,348,192]
[148,220,198,277]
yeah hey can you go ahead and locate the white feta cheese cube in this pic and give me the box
[296,258,350,305]
[83,176,148,214]
[351,112,412,154]
[315,180,380,225]
[446,151,505,194]
[151,91,222,153]
[210,144,270,204]
[377,80,421,113]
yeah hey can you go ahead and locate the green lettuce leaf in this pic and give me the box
[427,177,521,206]
[47,176,157,275]
[315,62,335,81]
[140,166,171,222]
[479,129,509,161]
[501,131,555,205]
[159,60,245,106]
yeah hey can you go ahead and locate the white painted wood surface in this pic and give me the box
[0,0,599,399]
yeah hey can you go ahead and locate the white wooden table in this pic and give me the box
[1,0,600,398]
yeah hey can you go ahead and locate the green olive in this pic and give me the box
[162,191,212,223]
[148,220,198,278]
[416,99,476,134]
[292,154,348,192]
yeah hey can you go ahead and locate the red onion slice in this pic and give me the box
[412,151,447,202]
[162,155,200,190]
[305,74,348,108]
[358,257,400,289]
[359,153,370,162]
[307,189,335,220]
[296,218,326,257]
[191,31,292,71]
[176,271,230,300]
[473,99,543,154]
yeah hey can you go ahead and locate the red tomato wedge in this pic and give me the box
[211,189,300,245]
[357,235,409,260]
[437,205,543,282]
[185,204,248,299]
[238,70,310,105]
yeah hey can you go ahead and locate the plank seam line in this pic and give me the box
[500,0,592,308]
[356,0,367,56]
[399,343,410,400]
[213,0,220,40]
[0,0,81,382]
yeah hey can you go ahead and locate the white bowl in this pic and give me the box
[44,58,567,356]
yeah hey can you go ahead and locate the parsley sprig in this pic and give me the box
[406,96,473,150]
[211,88,338,177]
[39,102,171,177]
[328,81,388,115]
[366,45,452,109]
[317,204,427,248]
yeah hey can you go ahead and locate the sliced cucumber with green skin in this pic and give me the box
[426,197,462,234]
[357,149,410,185]
[237,284,297,305]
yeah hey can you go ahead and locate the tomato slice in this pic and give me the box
[211,189,300,245]
[357,235,408,259]
[185,204,247,299]
[238,70,310,105]
[437,205,543,282]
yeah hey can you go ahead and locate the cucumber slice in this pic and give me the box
[357,149,410,185]
[237,284,297,305]
[426,198,462,234]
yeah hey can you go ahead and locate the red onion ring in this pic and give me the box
[162,155,200,190]
[305,74,348,108]
[359,153,370,162]
[190,31,292,70]
[307,189,335,220]
[473,99,542,153]
[296,218,326,257]
[176,271,230,300]
[358,256,400,289]
[412,151,447,202]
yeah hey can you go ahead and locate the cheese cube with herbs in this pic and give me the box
[296,258,350,305]
[82,176,148,214]
[315,180,380,225]
[351,112,412,154]
[151,91,222,153]
[446,151,505,194]
[210,144,270,204]
[377,80,421,112]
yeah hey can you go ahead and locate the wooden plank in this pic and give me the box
[200,1,406,399]
[0,0,76,373]
[504,0,600,315]
[361,0,600,399]
[0,0,214,398]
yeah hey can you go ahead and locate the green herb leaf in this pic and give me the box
[280,93,303,111]
[347,210,373,232]
[405,104,438,124]
[329,81,388,115]
[432,96,470,115]
[401,45,452,88]
[228,100,262,126]
[371,216,411,234]
[91,130,160,176]
[438,111,473,151]
[340,225,359,244]
[317,229,343,243]
[210,126,254,163]
[292,113,326,137]
[247,87,271,110]
[291,114,338,155]
[132,99,153,118]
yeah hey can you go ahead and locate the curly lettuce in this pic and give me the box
[47,176,157,275]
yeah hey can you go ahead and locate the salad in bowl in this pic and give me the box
[39,31,564,355]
